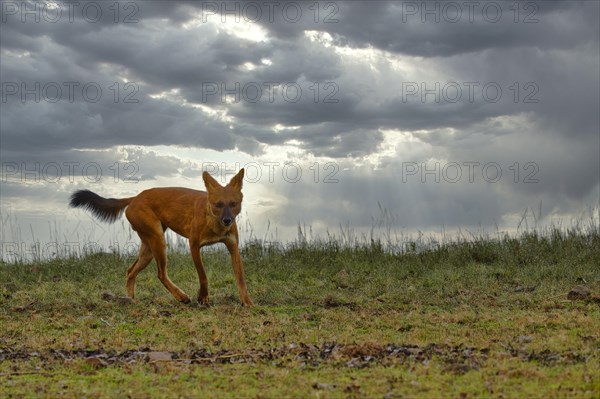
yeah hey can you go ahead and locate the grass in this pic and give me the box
[1,227,599,398]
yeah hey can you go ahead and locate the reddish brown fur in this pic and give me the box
[69,169,252,306]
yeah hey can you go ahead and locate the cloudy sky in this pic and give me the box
[1,0,599,259]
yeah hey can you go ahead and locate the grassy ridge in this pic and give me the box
[1,228,599,398]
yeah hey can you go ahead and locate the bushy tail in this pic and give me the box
[69,190,132,223]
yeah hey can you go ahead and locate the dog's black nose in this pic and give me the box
[222,218,232,226]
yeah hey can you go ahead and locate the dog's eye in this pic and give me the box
[215,202,224,208]
[229,202,237,208]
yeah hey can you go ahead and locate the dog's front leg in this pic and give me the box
[190,240,210,305]
[223,234,253,307]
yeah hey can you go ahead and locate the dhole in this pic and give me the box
[69,169,253,306]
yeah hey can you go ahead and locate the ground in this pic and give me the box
[1,230,599,398]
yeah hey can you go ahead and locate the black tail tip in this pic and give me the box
[68,190,125,223]
[69,190,100,208]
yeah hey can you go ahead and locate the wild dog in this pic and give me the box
[69,169,253,306]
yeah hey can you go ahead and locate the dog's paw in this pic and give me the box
[198,295,210,307]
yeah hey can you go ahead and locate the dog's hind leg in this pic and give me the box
[126,242,153,300]
[145,231,191,303]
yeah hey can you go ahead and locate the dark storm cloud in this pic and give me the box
[0,97,240,152]
[325,1,598,57]
[2,0,598,158]
[1,3,268,158]
[0,146,192,189]
[241,1,598,56]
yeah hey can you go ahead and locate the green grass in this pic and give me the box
[1,228,599,398]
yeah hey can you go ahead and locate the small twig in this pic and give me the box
[100,318,112,327]
[150,353,245,364]
[150,358,195,363]
[213,353,245,360]
[547,293,568,299]
[12,301,36,312]
[0,370,61,377]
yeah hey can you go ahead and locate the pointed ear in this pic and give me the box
[228,168,244,190]
[203,171,222,192]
